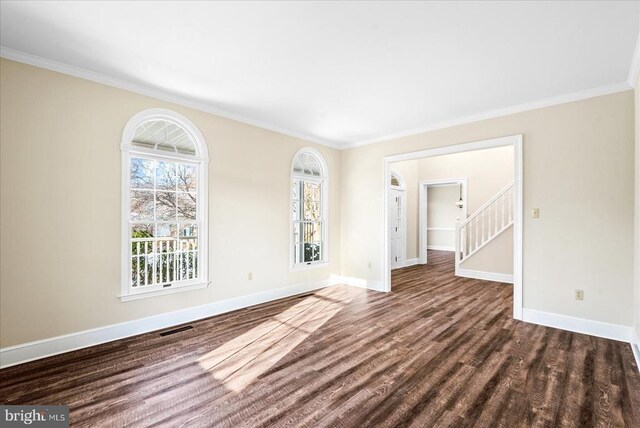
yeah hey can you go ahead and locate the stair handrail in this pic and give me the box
[458,180,514,228]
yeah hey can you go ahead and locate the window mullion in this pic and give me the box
[291,151,326,265]
[124,112,208,298]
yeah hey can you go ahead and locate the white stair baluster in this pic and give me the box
[456,181,515,265]
[509,189,513,222]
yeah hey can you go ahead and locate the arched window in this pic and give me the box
[390,171,405,189]
[291,148,328,269]
[121,109,209,300]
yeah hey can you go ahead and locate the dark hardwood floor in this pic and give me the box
[1,250,639,427]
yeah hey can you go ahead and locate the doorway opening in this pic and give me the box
[418,178,468,265]
[383,135,523,320]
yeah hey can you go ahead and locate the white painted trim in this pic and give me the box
[627,31,640,87]
[631,329,640,373]
[289,147,330,271]
[456,269,513,284]
[459,221,513,264]
[386,135,519,164]
[389,169,407,190]
[427,245,455,252]
[522,308,633,343]
[289,262,329,272]
[418,179,469,188]
[1,47,634,151]
[336,276,386,292]
[384,135,523,321]
[0,46,342,149]
[427,227,455,232]
[458,181,513,229]
[419,178,468,265]
[0,277,341,369]
[390,170,407,269]
[3,276,636,370]
[405,258,420,267]
[120,109,209,300]
[389,186,407,270]
[121,108,209,161]
[119,282,209,302]
[345,83,632,149]
[513,137,523,320]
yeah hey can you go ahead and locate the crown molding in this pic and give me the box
[343,81,633,149]
[628,31,640,87]
[1,46,635,152]
[0,46,343,150]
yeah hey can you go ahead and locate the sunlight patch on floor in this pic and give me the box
[197,286,358,392]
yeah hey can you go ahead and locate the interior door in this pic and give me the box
[389,189,406,269]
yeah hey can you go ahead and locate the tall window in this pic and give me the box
[291,148,328,269]
[121,109,208,300]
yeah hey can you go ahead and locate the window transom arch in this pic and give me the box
[121,109,209,300]
[290,148,329,270]
[390,170,406,189]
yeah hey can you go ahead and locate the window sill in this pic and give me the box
[290,262,329,272]
[119,281,210,302]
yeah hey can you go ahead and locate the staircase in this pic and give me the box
[455,181,514,273]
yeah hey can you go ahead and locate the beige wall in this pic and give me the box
[0,58,342,347]
[341,90,635,326]
[635,72,640,341]
[391,146,514,274]
[426,185,459,250]
[1,57,637,349]
[418,146,514,212]
[461,227,514,274]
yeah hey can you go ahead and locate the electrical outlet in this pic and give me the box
[531,208,540,218]
[575,289,584,301]
[248,272,253,281]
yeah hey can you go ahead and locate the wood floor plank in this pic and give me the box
[1,250,639,427]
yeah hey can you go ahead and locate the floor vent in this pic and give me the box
[159,326,193,337]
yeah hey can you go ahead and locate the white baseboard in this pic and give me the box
[456,268,514,284]
[426,245,455,252]
[522,308,633,343]
[0,278,336,369]
[405,258,420,267]
[336,275,386,292]
[365,280,385,292]
[4,277,635,373]
[523,309,639,373]
[632,328,640,372]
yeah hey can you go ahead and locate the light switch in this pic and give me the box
[531,208,539,218]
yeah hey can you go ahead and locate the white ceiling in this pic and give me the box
[1,1,639,148]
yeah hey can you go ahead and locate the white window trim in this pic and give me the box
[290,148,329,272]
[120,109,209,301]
[390,170,406,190]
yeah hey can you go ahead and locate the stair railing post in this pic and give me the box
[455,221,461,275]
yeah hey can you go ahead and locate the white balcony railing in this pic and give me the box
[131,237,198,287]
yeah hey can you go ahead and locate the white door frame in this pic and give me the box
[389,170,407,269]
[419,178,468,264]
[382,134,523,320]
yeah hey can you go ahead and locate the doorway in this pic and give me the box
[419,178,467,265]
[383,135,523,320]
